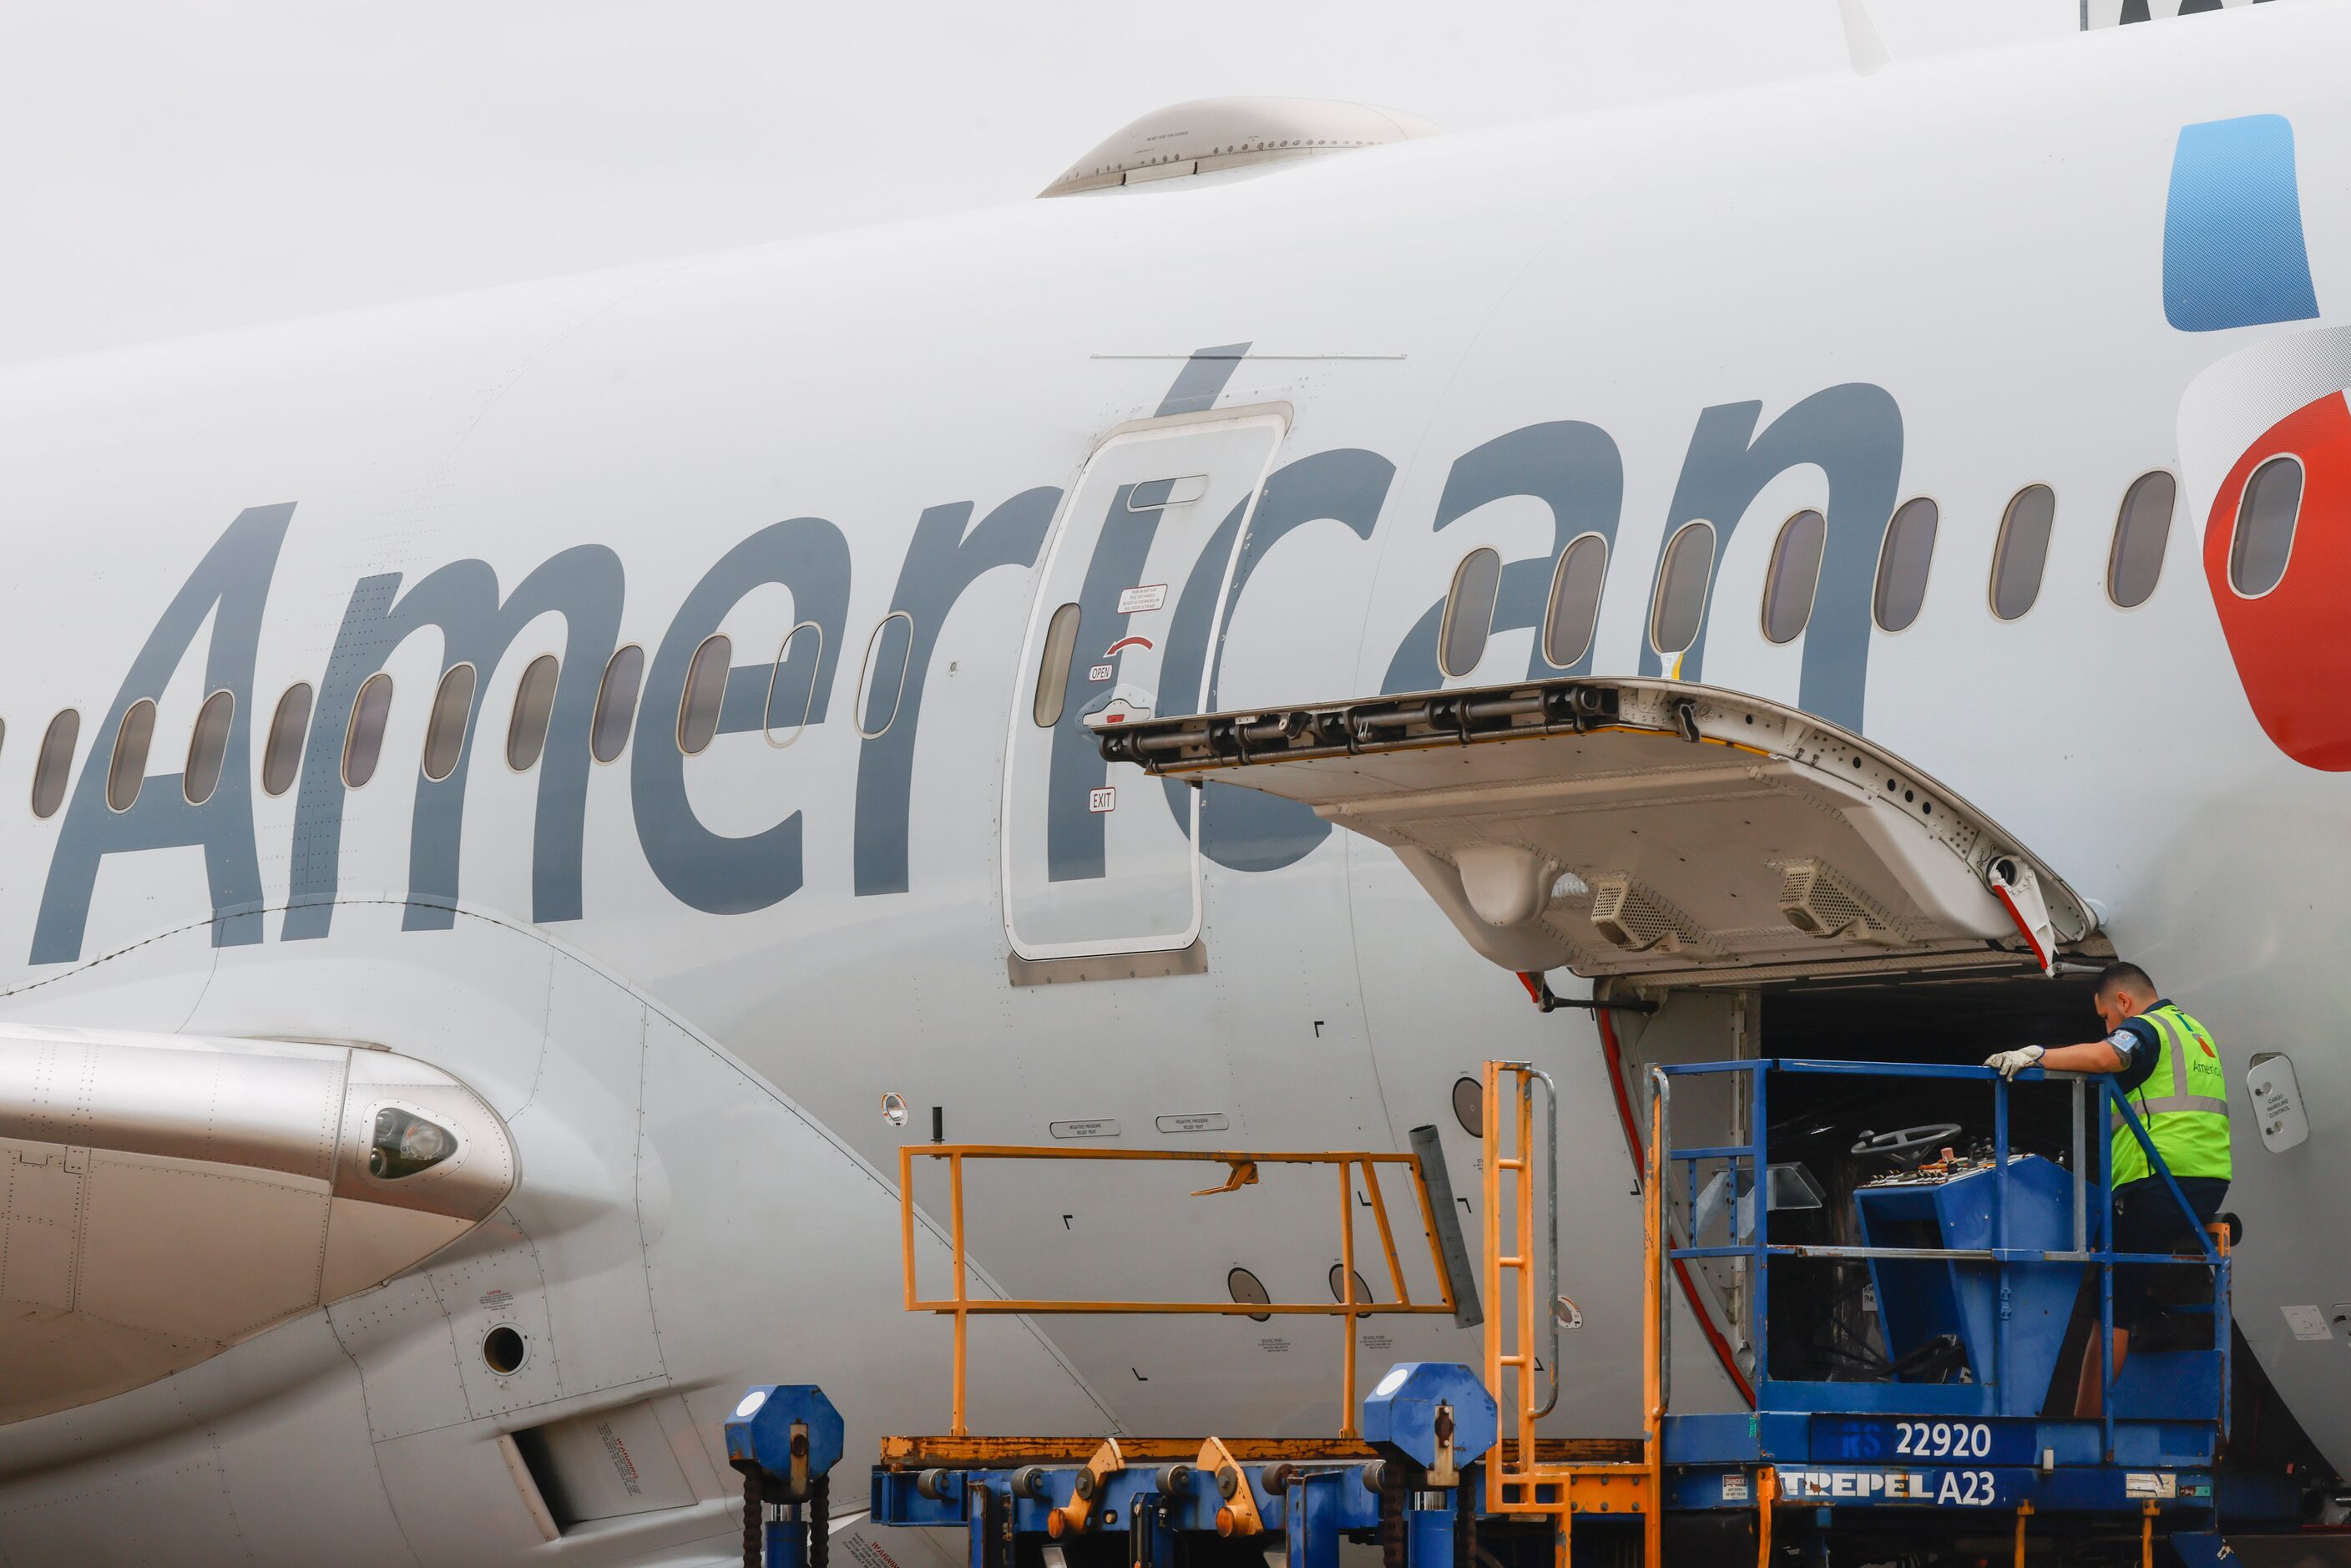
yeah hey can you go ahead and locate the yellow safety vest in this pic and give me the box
[2110,1002,2232,1185]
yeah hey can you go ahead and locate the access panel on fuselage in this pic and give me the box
[1002,412,1285,959]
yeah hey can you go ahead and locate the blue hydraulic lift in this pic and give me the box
[1647,1058,2289,1565]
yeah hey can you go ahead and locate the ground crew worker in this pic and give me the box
[1982,961,2231,1417]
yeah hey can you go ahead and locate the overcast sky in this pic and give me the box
[0,1,2070,367]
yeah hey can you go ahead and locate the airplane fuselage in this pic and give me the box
[0,7,2347,1562]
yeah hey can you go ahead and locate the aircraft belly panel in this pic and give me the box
[327,1272,476,1443]
[518,964,667,1394]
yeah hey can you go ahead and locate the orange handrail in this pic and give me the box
[899,1144,1461,1437]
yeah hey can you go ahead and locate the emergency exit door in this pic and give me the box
[1003,411,1286,960]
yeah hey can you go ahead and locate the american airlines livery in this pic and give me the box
[2,3,2347,1561]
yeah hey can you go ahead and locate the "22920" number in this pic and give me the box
[1893,1420,1992,1459]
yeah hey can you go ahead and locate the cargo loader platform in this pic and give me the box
[725,1056,2331,1566]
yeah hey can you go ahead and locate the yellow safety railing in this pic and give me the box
[899,1145,1462,1438]
[1482,1061,1663,1566]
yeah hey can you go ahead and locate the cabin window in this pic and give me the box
[506,655,559,771]
[1873,498,1939,632]
[106,699,156,812]
[856,612,915,740]
[1128,475,1209,511]
[1541,534,1606,668]
[1328,1264,1375,1305]
[344,675,394,787]
[1227,1266,1272,1323]
[31,711,78,819]
[765,623,822,746]
[2229,455,2302,599]
[2106,472,2177,609]
[591,645,643,763]
[1990,484,2055,621]
[1762,509,1828,645]
[263,684,312,797]
[1032,603,1082,728]
[184,690,235,805]
[1650,521,1715,656]
[678,635,731,755]
[421,665,476,782]
[1451,1075,1484,1138]
[1438,548,1503,678]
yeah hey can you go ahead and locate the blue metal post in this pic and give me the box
[2220,1250,2233,1439]
[1406,1507,1455,1568]
[1285,1470,1342,1568]
[766,1508,808,1568]
[1686,1129,1698,1257]
[1994,1071,2010,1408]
[967,1489,990,1568]
[2099,1080,2116,1460]
[1752,1061,1770,1390]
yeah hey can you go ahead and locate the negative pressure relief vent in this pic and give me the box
[1587,875,1721,960]
[1775,858,1900,944]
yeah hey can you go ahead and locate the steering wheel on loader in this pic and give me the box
[1851,1123,1963,1172]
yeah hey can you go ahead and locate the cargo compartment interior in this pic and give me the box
[1751,972,2101,1390]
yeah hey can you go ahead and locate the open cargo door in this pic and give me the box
[1090,676,2098,985]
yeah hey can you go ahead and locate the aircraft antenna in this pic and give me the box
[1838,0,1892,73]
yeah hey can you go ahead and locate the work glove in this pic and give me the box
[1983,1044,2045,1080]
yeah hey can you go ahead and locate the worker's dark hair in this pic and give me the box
[2095,961,2157,1001]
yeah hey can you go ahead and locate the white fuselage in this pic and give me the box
[0,8,2346,1564]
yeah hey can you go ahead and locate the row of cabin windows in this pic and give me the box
[1432,464,2306,674]
[1435,532,1615,679]
[16,461,2316,815]
[23,610,914,818]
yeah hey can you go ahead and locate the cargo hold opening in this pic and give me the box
[1597,968,2105,1400]
[1748,971,2100,1393]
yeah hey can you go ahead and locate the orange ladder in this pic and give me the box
[1481,1060,1663,1566]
